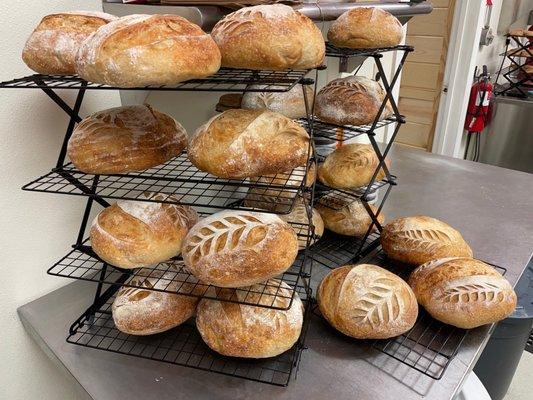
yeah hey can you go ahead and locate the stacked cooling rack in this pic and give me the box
[495,32,533,98]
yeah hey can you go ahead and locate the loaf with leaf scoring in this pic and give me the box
[315,76,393,126]
[196,280,304,357]
[68,105,187,174]
[211,4,325,70]
[188,109,310,179]
[381,216,473,265]
[318,264,418,339]
[76,14,221,87]
[278,197,324,249]
[241,84,314,119]
[91,193,199,269]
[182,210,299,287]
[409,258,517,329]
[112,267,199,335]
[317,143,389,189]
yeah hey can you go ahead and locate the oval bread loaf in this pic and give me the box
[241,84,314,119]
[90,193,199,269]
[22,11,117,75]
[318,264,418,339]
[328,7,403,49]
[408,258,517,329]
[188,109,310,179]
[76,14,221,87]
[278,197,324,250]
[211,4,325,70]
[315,76,393,126]
[68,104,187,174]
[196,280,304,358]
[381,216,473,265]
[182,210,299,287]
[317,143,389,189]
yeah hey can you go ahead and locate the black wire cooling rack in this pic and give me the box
[325,43,414,59]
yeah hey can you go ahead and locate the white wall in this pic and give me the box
[0,1,119,399]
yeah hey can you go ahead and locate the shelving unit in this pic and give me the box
[495,33,533,98]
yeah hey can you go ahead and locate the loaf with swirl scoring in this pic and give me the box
[211,4,325,70]
[408,258,517,328]
[318,264,418,339]
[381,216,473,265]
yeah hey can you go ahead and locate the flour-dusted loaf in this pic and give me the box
[381,216,473,265]
[211,4,325,70]
[241,84,314,119]
[328,7,403,49]
[318,264,418,339]
[76,14,221,87]
[182,210,299,287]
[91,193,199,269]
[315,76,393,126]
[409,258,517,329]
[112,268,199,335]
[317,143,389,189]
[188,109,310,179]
[196,280,304,357]
[67,104,187,174]
[278,197,324,249]
[22,11,117,75]
[315,194,384,237]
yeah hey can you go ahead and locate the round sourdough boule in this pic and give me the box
[241,84,314,119]
[22,11,117,75]
[76,14,221,87]
[317,143,390,189]
[112,269,199,335]
[211,4,325,70]
[408,258,517,329]
[90,193,199,269]
[278,197,324,249]
[188,109,310,179]
[182,210,299,287]
[67,104,187,174]
[196,280,304,358]
[381,216,473,265]
[328,7,403,49]
[318,264,418,339]
[315,76,393,126]
[315,194,384,237]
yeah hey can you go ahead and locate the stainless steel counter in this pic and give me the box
[18,145,533,400]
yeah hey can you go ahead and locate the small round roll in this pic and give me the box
[241,84,314,119]
[196,280,304,358]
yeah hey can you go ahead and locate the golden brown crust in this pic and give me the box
[278,197,324,249]
[188,109,310,179]
[211,5,325,70]
[241,84,314,119]
[408,258,517,329]
[67,105,187,174]
[328,7,403,49]
[318,264,418,339]
[381,216,473,265]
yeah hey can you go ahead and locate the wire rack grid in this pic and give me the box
[325,43,414,59]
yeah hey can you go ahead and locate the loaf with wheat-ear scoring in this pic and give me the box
[90,193,199,269]
[75,14,221,87]
[241,84,314,119]
[188,109,310,179]
[318,264,418,339]
[408,258,517,329]
[181,210,299,287]
[22,11,117,75]
[196,280,304,358]
[211,4,325,70]
[67,104,187,174]
[381,216,473,265]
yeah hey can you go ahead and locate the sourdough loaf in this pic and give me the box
[278,197,324,249]
[241,84,314,119]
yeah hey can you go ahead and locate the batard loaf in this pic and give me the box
[22,11,117,75]
[188,109,310,179]
[211,4,325,70]
[241,84,314,119]
[318,264,418,339]
[381,216,473,265]
[328,7,403,49]
[67,104,187,174]
[315,76,393,126]
[317,143,390,189]
[75,14,221,87]
[196,280,304,358]
[278,197,324,249]
[90,193,199,269]
[181,210,299,287]
[409,258,517,329]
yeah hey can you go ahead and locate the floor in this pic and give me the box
[504,351,533,400]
